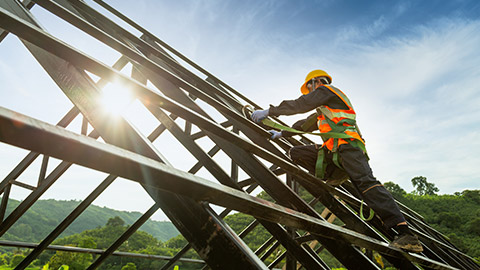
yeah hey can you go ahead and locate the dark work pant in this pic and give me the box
[289,143,406,228]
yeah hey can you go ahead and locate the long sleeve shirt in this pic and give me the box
[268,85,348,137]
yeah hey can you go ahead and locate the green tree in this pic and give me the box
[126,230,159,251]
[384,181,407,199]
[411,176,439,195]
[0,253,10,265]
[48,248,92,270]
[462,190,480,204]
[166,235,188,249]
[447,233,467,253]
[78,237,97,249]
[438,212,462,228]
[121,262,137,270]
[107,216,126,227]
[10,254,25,268]
[467,218,480,235]
[9,223,33,241]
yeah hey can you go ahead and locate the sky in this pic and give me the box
[0,0,479,221]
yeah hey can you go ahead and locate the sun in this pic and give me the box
[99,81,134,116]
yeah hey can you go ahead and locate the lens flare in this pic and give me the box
[99,81,133,116]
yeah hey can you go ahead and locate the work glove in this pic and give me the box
[251,109,269,123]
[268,130,282,140]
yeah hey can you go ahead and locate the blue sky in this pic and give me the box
[1,0,479,220]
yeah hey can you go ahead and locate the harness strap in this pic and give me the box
[315,148,327,178]
[332,138,342,169]
[262,119,365,149]
[260,116,376,220]
[332,151,342,169]
[360,200,375,221]
[262,118,365,174]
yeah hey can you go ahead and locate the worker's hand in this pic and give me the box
[268,130,282,140]
[251,109,269,123]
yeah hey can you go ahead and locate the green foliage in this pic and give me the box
[15,217,202,270]
[2,199,179,242]
[411,176,439,195]
[387,180,480,259]
[467,218,480,235]
[165,234,187,249]
[461,190,480,204]
[164,235,200,261]
[125,230,159,251]
[48,248,90,270]
[10,254,25,268]
[224,213,270,251]
[106,217,125,227]
[0,254,10,265]
[384,181,407,199]
[51,216,161,253]
[120,262,136,270]
[2,185,480,269]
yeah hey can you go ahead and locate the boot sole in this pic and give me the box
[390,242,424,253]
[326,179,348,186]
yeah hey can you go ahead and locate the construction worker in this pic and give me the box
[251,69,423,253]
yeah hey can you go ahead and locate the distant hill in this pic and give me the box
[1,198,179,242]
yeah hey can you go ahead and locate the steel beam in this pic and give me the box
[0,3,267,269]
[0,10,460,267]
[0,9,427,268]
[0,240,205,265]
[139,87,327,268]
[0,0,477,268]
[0,107,461,270]
[67,4,468,266]
[88,204,160,269]
[16,175,117,269]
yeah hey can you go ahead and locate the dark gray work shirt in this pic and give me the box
[268,85,349,136]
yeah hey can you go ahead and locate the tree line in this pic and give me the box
[384,177,480,261]
[0,177,478,269]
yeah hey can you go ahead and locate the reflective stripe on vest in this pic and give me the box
[317,85,364,151]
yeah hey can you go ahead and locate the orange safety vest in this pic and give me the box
[316,84,365,152]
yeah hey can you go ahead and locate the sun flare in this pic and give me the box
[99,81,133,116]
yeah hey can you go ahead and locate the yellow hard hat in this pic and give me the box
[300,70,332,95]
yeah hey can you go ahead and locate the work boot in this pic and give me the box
[326,178,348,186]
[389,233,423,253]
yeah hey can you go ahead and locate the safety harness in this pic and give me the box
[261,117,365,178]
[314,85,366,179]
[260,118,374,221]
[259,84,367,179]
[253,85,374,221]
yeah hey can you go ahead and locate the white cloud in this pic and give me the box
[332,2,409,46]
[224,15,480,193]
[322,18,480,193]
[171,3,480,195]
